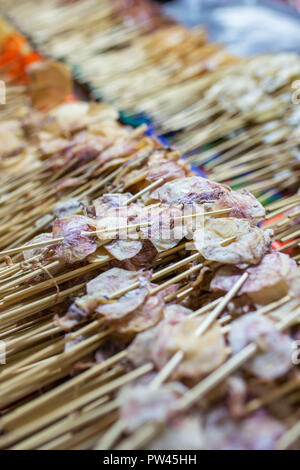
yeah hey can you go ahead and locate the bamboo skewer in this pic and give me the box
[0,238,64,257]
[277,421,300,450]
[245,378,300,414]
[150,273,249,389]
[0,363,153,449]
[0,10,299,449]
[110,306,300,451]
[176,308,300,412]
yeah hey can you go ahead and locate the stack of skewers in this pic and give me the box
[0,4,299,452]
[1,0,299,206]
[0,0,237,109]
[0,93,299,450]
[155,55,300,204]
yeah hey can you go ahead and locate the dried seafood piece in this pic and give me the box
[163,304,193,324]
[118,381,183,432]
[99,231,142,263]
[229,313,293,380]
[214,188,266,221]
[226,375,247,418]
[127,324,161,368]
[46,101,118,135]
[50,130,109,169]
[114,293,164,334]
[52,198,82,218]
[93,193,134,218]
[55,177,83,192]
[95,201,142,240]
[194,218,272,267]
[139,204,187,252]
[149,176,265,221]
[211,252,298,304]
[0,119,25,158]
[105,239,143,261]
[97,138,137,166]
[22,233,54,261]
[126,304,192,367]
[79,268,150,320]
[152,319,228,380]
[286,268,300,300]
[204,407,286,450]
[52,214,97,264]
[95,286,149,321]
[111,284,178,334]
[146,152,188,183]
[119,240,158,271]
[58,268,149,330]
[93,195,144,261]
[38,133,69,155]
[149,176,227,205]
[146,159,186,182]
[147,414,205,450]
[86,266,146,295]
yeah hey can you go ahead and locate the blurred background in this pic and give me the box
[162,0,300,55]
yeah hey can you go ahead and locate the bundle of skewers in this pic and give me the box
[0,0,237,111]
[2,1,300,206]
[158,55,300,205]
[0,89,299,449]
[0,2,299,452]
[0,0,172,61]
[264,192,300,262]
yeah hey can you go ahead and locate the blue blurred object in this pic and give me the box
[146,122,207,178]
[164,0,300,55]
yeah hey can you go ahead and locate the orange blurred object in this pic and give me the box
[0,32,41,82]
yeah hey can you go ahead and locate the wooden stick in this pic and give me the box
[125,178,164,204]
[150,263,203,296]
[176,308,300,411]
[84,208,232,237]
[0,364,152,449]
[194,273,248,336]
[0,261,60,296]
[276,421,300,450]
[150,273,248,388]
[245,378,300,414]
[1,257,110,307]
[0,238,64,257]
[0,350,127,430]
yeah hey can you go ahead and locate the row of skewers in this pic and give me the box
[0,0,237,116]
[1,0,300,205]
[0,5,299,451]
[0,89,299,449]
